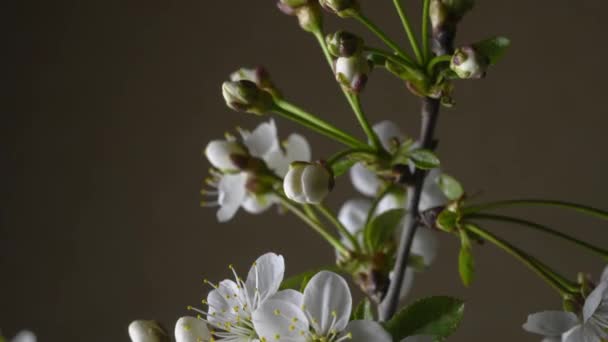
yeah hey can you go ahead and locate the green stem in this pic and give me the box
[421,0,431,62]
[272,102,369,150]
[364,46,421,71]
[346,94,382,151]
[466,213,608,260]
[426,55,452,75]
[463,199,608,221]
[316,204,361,252]
[313,30,336,71]
[327,148,378,166]
[392,0,423,64]
[276,192,349,255]
[528,256,579,293]
[464,223,572,296]
[352,13,415,64]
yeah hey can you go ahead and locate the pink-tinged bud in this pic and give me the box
[335,54,370,92]
[276,1,323,33]
[319,0,360,18]
[450,46,488,79]
[326,31,364,57]
[230,66,281,98]
[221,80,274,115]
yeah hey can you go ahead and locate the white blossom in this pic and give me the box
[202,120,311,221]
[523,266,608,342]
[252,271,392,342]
[204,140,248,172]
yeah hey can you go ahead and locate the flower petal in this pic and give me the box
[11,331,36,342]
[602,265,608,283]
[411,226,439,267]
[584,281,608,322]
[373,120,404,152]
[242,194,275,214]
[562,325,588,342]
[338,198,372,236]
[522,311,579,337]
[246,253,285,306]
[350,163,381,197]
[343,320,392,342]
[375,193,405,214]
[419,169,449,212]
[174,316,211,342]
[128,320,169,342]
[206,280,240,326]
[303,271,352,335]
[271,289,304,307]
[252,298,309,342]
[217,173,247,222]
[285,134,311,163]
[241,120,279,159]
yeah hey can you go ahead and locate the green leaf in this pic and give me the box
[364,208,406,252]
[436,209,458,232]
[409,149,440,170]
[438,174,464,201]
[474,36,510,65]
[458,230,475,287]
[280,266,340,291]
[351,298,374,320]
[331,158,358,177]
[385,296,465,341]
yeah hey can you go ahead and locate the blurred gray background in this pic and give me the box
[2,0,608,340]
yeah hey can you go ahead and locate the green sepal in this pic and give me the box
[437,209,459,232]
[384,296,465,341]
[351,298,375,320]
[437,174,464,201]
[409,149,441,170]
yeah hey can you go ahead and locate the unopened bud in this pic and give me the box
[283,161,334,204]
[450,46,487,79]
[230,66,281,98]
[326,31,363,57]
[222,80,274,115]
[430,0,474,31]
[335,55,370,92]
[128,320,170,342]
[205,140,249,171]
[319,0,360,18]
[277,1,323,33]
[175,316,211,342]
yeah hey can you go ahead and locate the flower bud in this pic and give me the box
[319,0,360,18]
[283,161,334,204]
[175,316,211,342]
[450,46,488,79]
[326,31,363,57]
[335,54,370,92]
[205,140,249,171]
[429,0,474,31]
[276,1,323,33]
[230,66,280,98]
[128,320,170,342]
[222,80,274,115]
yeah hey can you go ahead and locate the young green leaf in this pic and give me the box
[474,36,510,65]
[351,298,374,320]
[331,158,358,177]
[364,208,406,252]
[409,149,441,170]
[458,230,475,287]
[438,174,464,201]
[385,296,465,341]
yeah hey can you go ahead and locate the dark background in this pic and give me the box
[3,1,608,340]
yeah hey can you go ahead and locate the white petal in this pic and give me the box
[375,194,405,215]
[301,164,331,204]
[411,227,439,267]
[285,134,311,163]
[128,320,169,342]
[246,253,285,307]
[205,140,247,171]
[344,320,392,342]
[271,289,304,307]
[217,173,248,222]
[252,299,309,342]
[241,120,279,159]
[284,164,306,203]
[601,265,608,283]
[373,120,404,152]
[206,280,241,325]
[584,282,608,322]
[522,311,579,337]
[350,163,381,197]
[174,316,211,342]
[419,169,449,212]
[338,198,371,236]
[11,331,36,342]
[303,271,352,335]
[242,194,275,214]
[401,335,434,342]
[562,325,591,342]
[265,147,290,177]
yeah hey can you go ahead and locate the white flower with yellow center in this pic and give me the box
[202,120,311,222]
[252,271,392,342]
[188,253,291,341]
